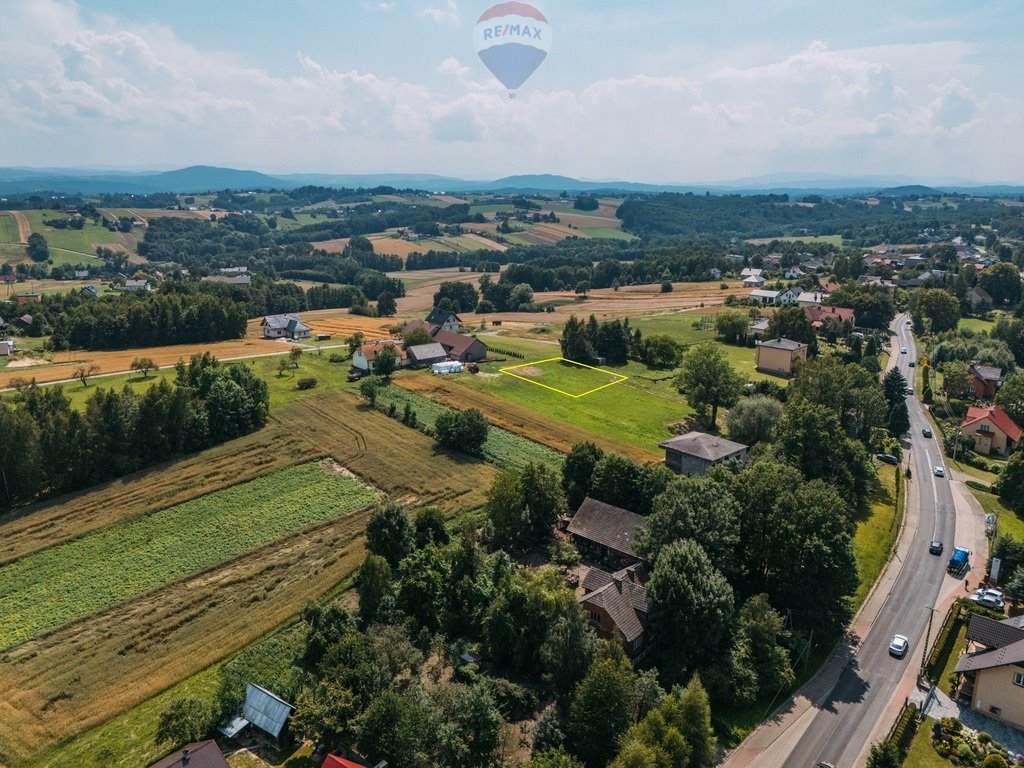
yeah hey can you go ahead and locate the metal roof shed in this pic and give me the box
[243,682,294,738]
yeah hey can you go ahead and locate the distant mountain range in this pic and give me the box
[0,165,1021,197]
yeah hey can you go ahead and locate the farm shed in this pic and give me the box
[432,329,488,362]
[148,740,229,768]
[219,682,295,741]
[407,342,448,368]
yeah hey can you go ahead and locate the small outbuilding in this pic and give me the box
[658,431,748,475]
[219,682,295,743]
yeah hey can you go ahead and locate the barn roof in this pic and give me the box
[242,682,294,738]
[567,497,645,560]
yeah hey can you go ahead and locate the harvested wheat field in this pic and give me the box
[396,376,658,464]
[485,280,746,323]
[0,336,286,389]
[0,393,495,765]
[298,310,397,339]
[513,222,587,246]
[0,424,315,566]
[311,237,351,253]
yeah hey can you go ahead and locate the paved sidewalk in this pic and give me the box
[910,686,1024,759]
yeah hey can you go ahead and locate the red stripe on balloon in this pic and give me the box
[477,2,547,23]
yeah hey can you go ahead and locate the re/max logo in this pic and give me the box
[482,24,543,40]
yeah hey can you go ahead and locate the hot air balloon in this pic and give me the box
[474,2,551,98]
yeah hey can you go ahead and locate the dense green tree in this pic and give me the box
[911,288,960,333]
[357,688,430,768]
[540,607,599,700]
[941,360,971,396]
[561,315,597,363]
[611,690,691,768]
[291,681,357,750]
[888,398,910,437]
[487,463,565,549]
[642,334,681,369]
[155,697,211,746]
[979,262,1022,307]
[996,451,1024,515]
[678,676,717,768]
[729,594,794,703]
[765,306,817,353]
[366,502,414,567]
[790,356,888,443]
[865,742,900,768]
[433,281,479,313]
[648,539,733,680]
[357,553,393,622]
[403,327,435,349]
[359,376,379,406]
[562,441,605,511]
[715,309,749,344]
[374,345,398,378]
[397,545,450,633]
[527,749,585,768]
[882,367,908,411]
[637,475,742,582]
[434,408,489,456]
[26,232,49,262]
[826,284,895,329]
[725,395,782,445]
[376,291,397,316]
[675,344,743,426]
[413,506,450,548]
[995,370,1024,424]
[992,316,1024,367]
[569,645,637,768]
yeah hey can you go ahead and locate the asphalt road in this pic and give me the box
[783,314,959,767]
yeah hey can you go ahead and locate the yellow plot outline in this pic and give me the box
[499,356,628,399]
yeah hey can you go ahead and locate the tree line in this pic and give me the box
[0,353,268,510]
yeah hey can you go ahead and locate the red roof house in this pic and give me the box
[960,405,1022,456]
[322,756,366,768]
[803,304,856,328]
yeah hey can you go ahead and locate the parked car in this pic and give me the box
[970,593,1005,610]
[889,634,909,658]
[929,540,943,555]
[909,361,916,367]
[934,466,945,477]
[974,588,1004,602]
[922,428,933,438]
[876,453,899,465]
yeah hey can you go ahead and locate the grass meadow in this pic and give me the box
[501,357,627,397]
[852,464,902,608]
[0,463,381,649]
[0,214,21,243]
[22,210,121,254]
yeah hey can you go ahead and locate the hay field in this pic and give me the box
[117,208,214,221]
[0,336,285,389]
[311,237,351,253]
[298,310,396,339]
[513,222,588,246]
[0,392,496,764]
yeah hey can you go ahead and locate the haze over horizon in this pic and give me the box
[2,0,1022,183]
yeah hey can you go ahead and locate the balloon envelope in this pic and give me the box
[474,2,551,93]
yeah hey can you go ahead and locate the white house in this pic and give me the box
[778,287,802,305]
[783,266,805,279]
[122,279,151,292]
[796,291,826,307]
[261,313,311,339]
[352,339,409,372]
[708,267,722,280]
[742,274,767,288]
[740,268,763,278]
[749,289,780,305]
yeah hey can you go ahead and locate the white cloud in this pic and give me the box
[418,0,461,25]
[0,3,1019,181]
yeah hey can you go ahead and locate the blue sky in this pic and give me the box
[1,0,1021,182]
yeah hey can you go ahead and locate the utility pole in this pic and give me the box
[921,606,937,681]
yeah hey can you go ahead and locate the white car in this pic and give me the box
[970,592,1005,611]
[900,347,908,354]
[889,634,910,658]
[934,466,945,477]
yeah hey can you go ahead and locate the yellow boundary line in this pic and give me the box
[499,357,628,399]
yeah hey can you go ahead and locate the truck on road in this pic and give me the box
[947,546,970,575]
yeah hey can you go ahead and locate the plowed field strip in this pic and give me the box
[395,376,659,463]
[279,393,495,511]
[0,426,316,565]
[0,510,372,765]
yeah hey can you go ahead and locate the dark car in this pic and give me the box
[929,540,943,555]
[909,361,916,367]
[922,428,933,438]
[876,453,899,465]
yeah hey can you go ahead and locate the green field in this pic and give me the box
[456,336,688,451]
[502,357,627,398]
[0,462,382,649]
[625,314,780,383]
[0,215,20,244]
[852,465,901,607]
[579,226,635,240]
[23,210,120,253]
[744,234,844,246]
[959,316,998,334]
[373,384,563,470]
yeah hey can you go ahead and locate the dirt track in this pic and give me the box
[1,210,30,243]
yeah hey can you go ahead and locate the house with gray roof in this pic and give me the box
[407,342,448,368]
[567,497,646,567]
[954,613,1024,730]
[261,313,311,340]
[658,431,748,475]
[425,307,461,332]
